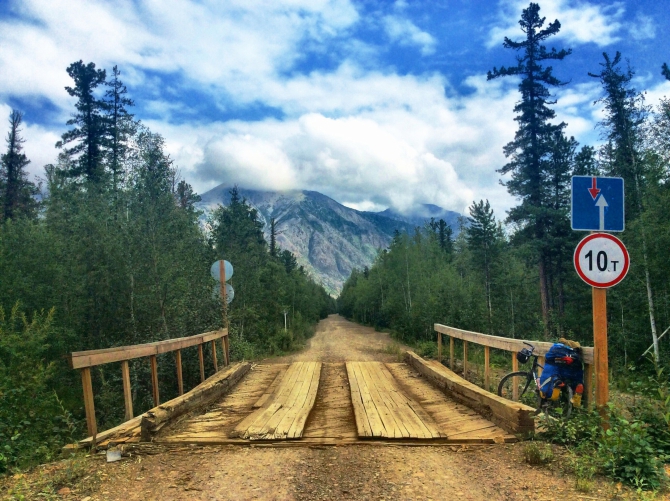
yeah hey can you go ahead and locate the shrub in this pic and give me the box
[0,305,79,473]
[523,441,554,465]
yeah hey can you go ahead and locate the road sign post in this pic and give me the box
[572,176,626,415]
[211,260,234,367]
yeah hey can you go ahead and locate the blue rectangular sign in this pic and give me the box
[571,176,624,232]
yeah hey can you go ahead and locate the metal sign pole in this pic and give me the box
[219,260,228,328]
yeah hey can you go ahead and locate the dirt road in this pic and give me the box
[3,315,625,500]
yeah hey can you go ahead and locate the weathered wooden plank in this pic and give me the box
[175,350,183,396]
[405,351,534,434]
[350,362,386,437]
[140,362,251,441]
[360,362,403,438]
[150,355,159,406]
[234,362,321,440]
[346,363,372,437]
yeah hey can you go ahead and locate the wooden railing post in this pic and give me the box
[463,341,468,378]
[222,335,230,366]
[584,363,593,408]
[198,343,205,383]
[512,353,519,401]
[176,349,184,396]
[537,356,545,377]
[150,355,160,406]
[121,361,133,420]
[450,337,454,370]
[80,367,97,437]
[211,340,218,372]
[484,346,490,391]
[437,332,442,362]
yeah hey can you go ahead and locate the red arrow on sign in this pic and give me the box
[588,177,601,199]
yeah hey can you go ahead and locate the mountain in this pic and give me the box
[198,185,461,295]
[372,204,463,230]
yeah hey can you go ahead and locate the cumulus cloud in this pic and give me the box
[487,0,625,48]
[382,16,436,55]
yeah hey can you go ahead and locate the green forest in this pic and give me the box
[0,62,333,472]
[338,4,670,490]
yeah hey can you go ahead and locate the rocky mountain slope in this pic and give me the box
[198,185,461,294]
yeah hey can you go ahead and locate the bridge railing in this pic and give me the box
[68,328,230,437]
[435,324,594,406]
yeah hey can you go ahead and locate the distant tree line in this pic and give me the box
[339,3,670,371]
[0,61,333,472]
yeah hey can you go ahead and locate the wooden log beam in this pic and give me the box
[405,351,534,434]
[121,361,133,421]
[141,362,251,441]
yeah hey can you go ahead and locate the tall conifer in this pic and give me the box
[56,61,107,182]
[487,2,571,331]
[0,110,37,220]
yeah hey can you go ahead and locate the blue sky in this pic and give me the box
[1,0,669,217]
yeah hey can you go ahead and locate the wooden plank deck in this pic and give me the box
[346,362,442,439]
[386,363,516,442]
[232,361,322,440]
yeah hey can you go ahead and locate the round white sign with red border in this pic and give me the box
[574,233,629,288]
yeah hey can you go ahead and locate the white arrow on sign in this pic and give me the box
[574,233,629,288]
[595,194,608,231]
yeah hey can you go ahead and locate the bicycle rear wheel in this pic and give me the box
[497,371,538,407]
[538,384,573,419]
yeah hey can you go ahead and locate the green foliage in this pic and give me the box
[0,61,333,475]
[0,305,79,473]
[540,406,668,490]
[523,441,554,465]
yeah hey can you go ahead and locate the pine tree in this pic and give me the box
[0,110,37,220]
[487,2,571,329]
[574,145,599,176]
[467,200,502,333]
[590,52,659,363]
[662,63,670,81]
[56,61,107,183]
[176,180,201,211]
[437,219,453,256]
[104,65,135,192]
[270,217,278,257]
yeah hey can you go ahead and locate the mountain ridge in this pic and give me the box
[198,185,461,294]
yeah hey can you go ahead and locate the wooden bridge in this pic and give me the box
[67,320,594,450]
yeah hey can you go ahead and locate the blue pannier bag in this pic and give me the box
[539,343,584,399]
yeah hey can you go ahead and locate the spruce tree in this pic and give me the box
[662,63,670,81]
[0,110,37,220]
[104,65,135,192]
[56,61,107,183]
[589,52,659,363]
[467,200,502,333]
[487,2,571,329]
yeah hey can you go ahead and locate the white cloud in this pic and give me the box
[382,15,436,55]
[629,14,656,41]
[488,0,625,49]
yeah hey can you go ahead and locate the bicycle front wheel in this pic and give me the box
[497,371,538,407]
